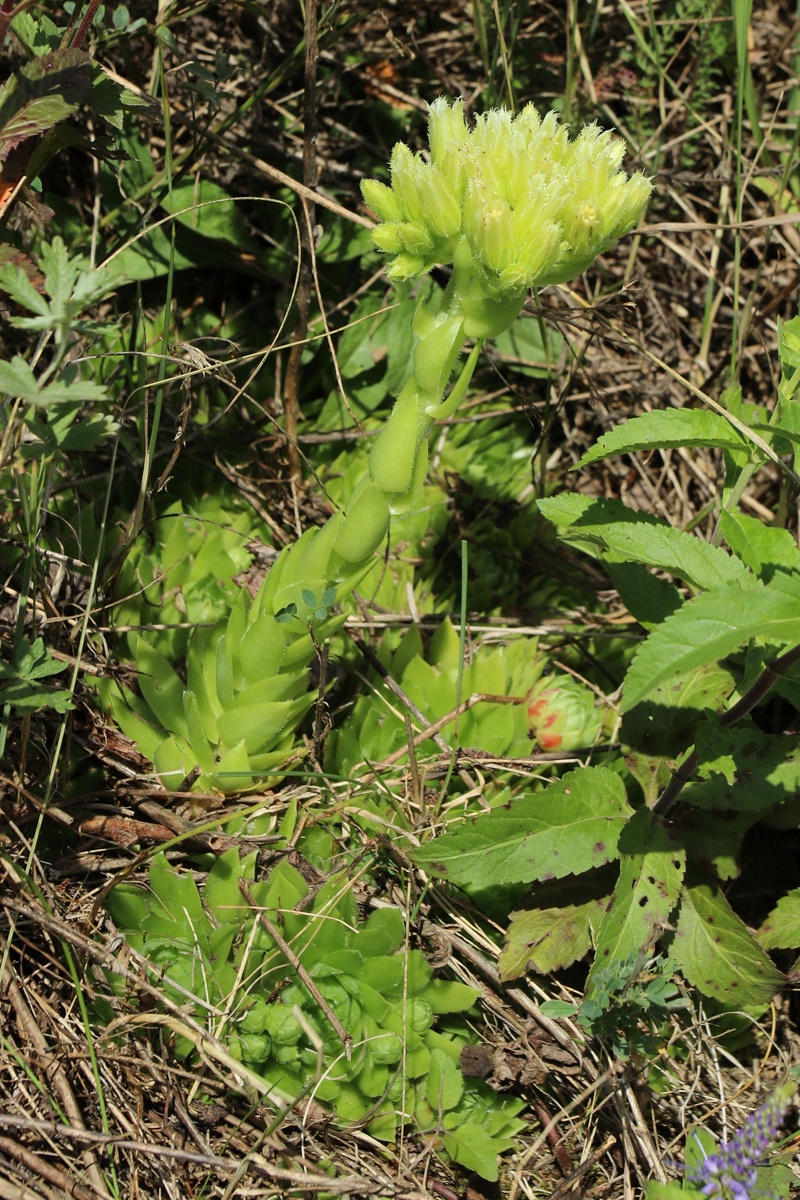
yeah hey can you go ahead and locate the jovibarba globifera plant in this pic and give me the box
[108,97,652,793]
[105,850,527,1181]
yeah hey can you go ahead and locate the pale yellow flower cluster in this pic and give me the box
[361,97,652,298]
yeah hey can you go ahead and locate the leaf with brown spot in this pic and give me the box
[413,767,632,888]
[586,809,685,998]
[671,876,786,1008]
[499,895,608,980]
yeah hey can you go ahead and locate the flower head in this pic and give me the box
[687,1084,795,1200]
[361,97,652,306]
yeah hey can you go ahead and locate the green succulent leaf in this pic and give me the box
[425,1048,464,1112]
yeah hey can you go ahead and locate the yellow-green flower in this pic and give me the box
[361,97,652,307]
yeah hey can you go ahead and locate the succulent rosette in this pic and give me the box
[361,97,652,337]
[526,674,603,752]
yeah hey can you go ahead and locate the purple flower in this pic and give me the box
[687,1084,795,1200]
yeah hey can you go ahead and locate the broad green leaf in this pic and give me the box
[443,1122,502,1182]
[684,1126,717,1178]
[586,810,685,997]
[622,663,736,757]
[687,724,800,814]
[425,1048,463,1112]
[412,767,632,888]
[578,409,748,467]
[719,510,800,579]
[645,1184,703,1200]
[605,561,682,628]
[537,494,753,591]
[672,808,754,881]
[160,178,255,249]
[499,895,606,979]
[622,573,800,709]
[757,888,800,950]
[670,878,786,1007]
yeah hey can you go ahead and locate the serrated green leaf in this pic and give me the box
[0,356,43,402]
[757,888,800,950]
[0,47,92,155]
[0,678,73,712]
[499,895,604,979]
[622,574,800,710]
[578,409,748,468]
[670,878,786,1007]
[412,767,632,888]
[0,262,50,315]
[720,510,800,580]
[687,724,800,814]
[586,811,686,997]
[538,494,753,591]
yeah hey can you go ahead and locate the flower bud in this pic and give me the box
[527,675,603,752]
[360,178,403,224]
[428,95,469,164]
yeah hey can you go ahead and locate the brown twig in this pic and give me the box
[0,1136,107,1200]
[0,936,111,1199]
[545,1135,617,1200]
[0,1118,382,1193]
